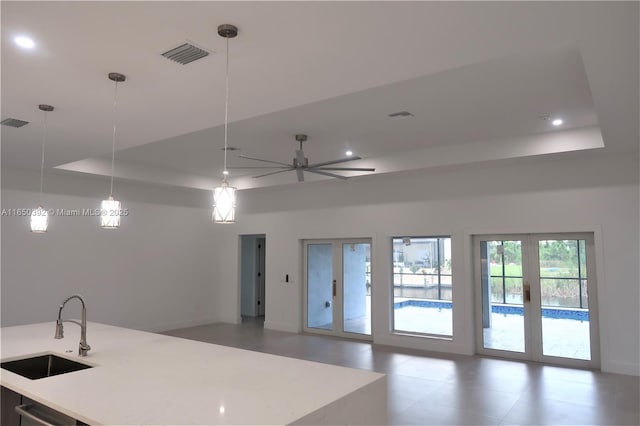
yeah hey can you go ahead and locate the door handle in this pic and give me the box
[333,279,336,298]
[524,281,531,302]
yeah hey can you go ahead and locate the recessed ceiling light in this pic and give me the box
[345,150,353,156]
[14,35,35,49]
[223,170,229,175]
[551,118,564,126]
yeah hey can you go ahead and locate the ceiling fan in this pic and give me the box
[231,134,375,182]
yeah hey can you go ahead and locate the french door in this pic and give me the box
[303,239,372,340]
[474,233,599,368]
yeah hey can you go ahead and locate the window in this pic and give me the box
[392,236,452,337]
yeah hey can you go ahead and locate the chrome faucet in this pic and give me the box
[54,295,91,357]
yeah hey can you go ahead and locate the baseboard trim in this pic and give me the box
[374,333,470,356]
[145,317,219,333]
[603,360,640,376]
[264,320,301,334]
[216,315,242,325]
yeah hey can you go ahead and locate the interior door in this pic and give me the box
[304,239,372,340]
[474,233,599,368]
[256,238,266,316]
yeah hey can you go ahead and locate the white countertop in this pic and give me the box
[0,322,385,425]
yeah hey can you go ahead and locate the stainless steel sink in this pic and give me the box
[1,354,92,380]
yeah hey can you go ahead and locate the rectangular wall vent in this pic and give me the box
[161,42,211,65]
[1,118,29,128]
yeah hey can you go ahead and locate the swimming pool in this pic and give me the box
[394,299,589,321]
[393,299,591,359]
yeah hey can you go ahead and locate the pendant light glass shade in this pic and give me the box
[31,104,54,233]
[30,205,48,233]
[212,180,236,223]
[100,196,121,229]
[213,24,238,224]
[101,72,125,229]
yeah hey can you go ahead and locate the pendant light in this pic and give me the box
[212,24,238,224]
[30,104,54,233]
[101,72,125,229]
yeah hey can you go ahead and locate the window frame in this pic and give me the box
[390,235,453,339]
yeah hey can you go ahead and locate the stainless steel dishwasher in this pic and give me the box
[15,397,81,426]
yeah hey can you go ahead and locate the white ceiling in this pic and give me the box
[2,1,637,191]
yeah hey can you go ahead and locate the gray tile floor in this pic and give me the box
[163,318,639,425]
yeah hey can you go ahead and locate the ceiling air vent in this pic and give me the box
[161,42,211,65]
[1,118,29,128]
[388,111,414,118]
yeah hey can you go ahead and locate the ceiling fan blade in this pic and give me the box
[305,169,348,180]
[253,168,294,179]
[238,155,292,167]
[227,166,290,169]
[312,167,376,172]
[307,156,362,168]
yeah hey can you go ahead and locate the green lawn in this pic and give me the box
[490,263,579,278]
[490,263,522,277]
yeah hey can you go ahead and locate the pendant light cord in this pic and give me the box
[110,80,119,196]
[38,110,48,204]
[223,35,230,178]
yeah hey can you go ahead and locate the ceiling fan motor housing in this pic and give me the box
[293,157,309,168]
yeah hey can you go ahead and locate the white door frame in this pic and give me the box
[303,238,373,341]
[473,233,600,369]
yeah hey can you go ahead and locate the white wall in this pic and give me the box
[216,152,639,375]
[2,152,637,375]
[1,171,219,332]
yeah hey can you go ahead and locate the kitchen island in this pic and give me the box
[0,322,387,425]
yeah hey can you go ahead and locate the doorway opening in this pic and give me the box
[474,233,599,369]
[240,234,266,323]
[303,239,372,341]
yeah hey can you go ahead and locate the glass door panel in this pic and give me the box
[476,233,598,368]
[306,243,333,330]
[537,239,591,360]
[342,243,371,335]
[479,240,526,353]
[304,239,373,341]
